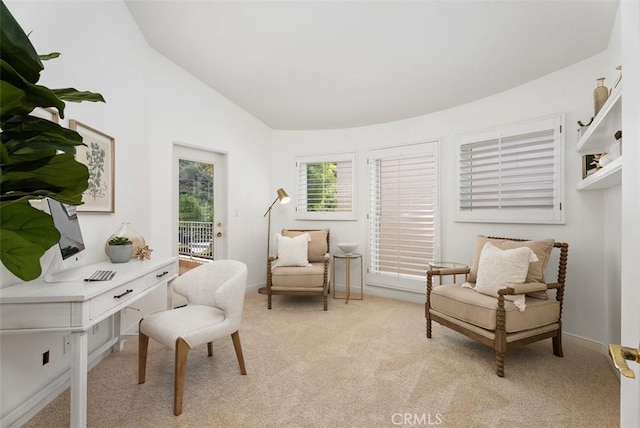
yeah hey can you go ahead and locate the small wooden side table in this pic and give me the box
[427,262,469,285]
[332,253,363,304]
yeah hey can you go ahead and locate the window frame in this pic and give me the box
[367,141,440,293]
[294,152,357,221]
[454,115,565,224]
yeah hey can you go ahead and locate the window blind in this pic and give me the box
[368,142,439,292]
[455,115,564,224]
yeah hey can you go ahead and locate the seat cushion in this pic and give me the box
[430,283,559,333]
[140,305,226,349]
[271,263,325,288]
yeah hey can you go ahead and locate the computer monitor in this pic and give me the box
[43,198,87,282]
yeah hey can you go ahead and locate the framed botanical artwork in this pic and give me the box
[31,107,60,123]
[69,120,115,212]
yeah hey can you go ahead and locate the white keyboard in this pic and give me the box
[84,270,116,282]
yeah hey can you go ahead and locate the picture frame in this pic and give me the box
[31,107,60,123]
[582,154,599,179]
[69,120,115,212]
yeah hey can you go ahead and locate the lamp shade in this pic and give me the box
[277,188,290,204]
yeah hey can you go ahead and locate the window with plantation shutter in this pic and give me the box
[368,142,439,293]
[295,153,356,220]
[455,115,565,224]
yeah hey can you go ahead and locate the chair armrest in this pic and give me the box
[427,266,470,276]
[502,282,548,295]
[545,282,563,290]
[324,253,331,261]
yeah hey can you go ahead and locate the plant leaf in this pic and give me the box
[39,52,60,61]
[1,153,89,204]
[0,202,60,281]
[52,88,105,103]
[0,1,43,84]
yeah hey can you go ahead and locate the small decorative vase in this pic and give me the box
[593,77,609,116]
[107,244,133,263]
[105,222,146,260]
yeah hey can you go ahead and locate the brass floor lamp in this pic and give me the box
[259,188,290,294]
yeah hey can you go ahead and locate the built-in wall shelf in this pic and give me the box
[576,79,622,191]
[576,81,622,154]
[576,155,622,191]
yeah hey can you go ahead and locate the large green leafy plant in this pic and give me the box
[0,1,105,281]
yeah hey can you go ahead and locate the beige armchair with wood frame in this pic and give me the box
[266,228,330,311]
[426,236,569,377]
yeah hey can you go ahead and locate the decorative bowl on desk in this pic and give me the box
[337,242,359,255]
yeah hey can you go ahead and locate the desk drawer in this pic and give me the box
[144,263,177,287]
[90,282,141,320]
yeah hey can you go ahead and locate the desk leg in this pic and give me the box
[70,330,88,428]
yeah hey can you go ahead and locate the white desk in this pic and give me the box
[0,257,178,427]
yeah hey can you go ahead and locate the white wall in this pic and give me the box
[0,1,272,422]
[272,40,622,345]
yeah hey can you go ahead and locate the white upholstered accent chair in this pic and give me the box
[426,236,569,377]
[138,260,248,415]
[266,228,331,310]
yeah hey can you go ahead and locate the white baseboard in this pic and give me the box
[563,332,620,380]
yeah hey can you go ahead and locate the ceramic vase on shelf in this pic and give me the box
[593,77,609,116]
[105,222,146,260]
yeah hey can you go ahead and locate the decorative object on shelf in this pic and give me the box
[576,117,594,140]
[70,120,115,213]
[593,77,609,116]
[613,65,622,89]
[598,153,612,167]
[608,130,623,160]
[107,237,132,263]
[582,153,604,179]
[134,245,154,260]
[105,222,146,259]
[337,242,359,255]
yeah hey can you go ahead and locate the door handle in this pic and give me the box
[216,232,223,238]
[608,344,640,379]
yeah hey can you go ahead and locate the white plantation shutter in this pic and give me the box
[368,142,439,293]
[455,115,565,224]
[295,153,356,220]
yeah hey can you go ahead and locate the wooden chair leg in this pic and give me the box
[268,293,272,310]
[231,331,247,375]
[496,351,505,378]
[553,330,563,357]
[174,337,191,416]
[323,294,328,311]
[207,342,213,357]
[138,327,149,384]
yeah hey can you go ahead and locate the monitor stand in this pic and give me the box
[43,257,87,283]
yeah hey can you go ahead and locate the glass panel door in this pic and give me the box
[173,145,226,265]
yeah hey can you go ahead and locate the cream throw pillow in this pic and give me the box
[474,242,538,311]
[274,233,311,267]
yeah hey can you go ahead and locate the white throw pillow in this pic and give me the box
[274,233,311,267]
[475,242,538,297]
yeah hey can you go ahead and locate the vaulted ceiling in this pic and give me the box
[125,1,619,130]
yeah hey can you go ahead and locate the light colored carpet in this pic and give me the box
[25,292,619,427]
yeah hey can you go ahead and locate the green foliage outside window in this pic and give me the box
[178,160,213,222]
[306,162,337,212]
